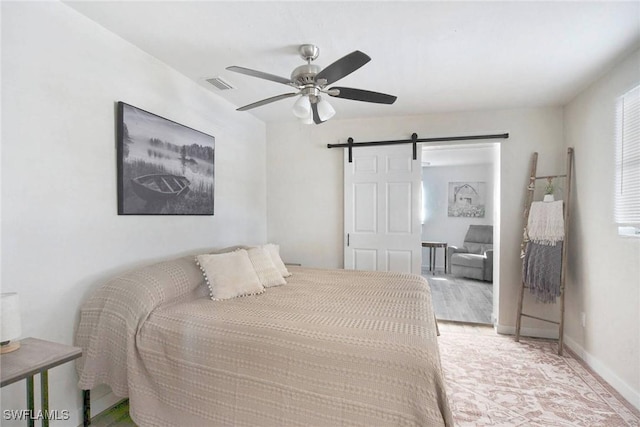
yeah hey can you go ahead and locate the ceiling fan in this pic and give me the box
[226,44,397,124]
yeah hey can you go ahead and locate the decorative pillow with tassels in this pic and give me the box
[196,250,265,300]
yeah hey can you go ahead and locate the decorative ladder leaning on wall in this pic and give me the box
[515,148,574,356]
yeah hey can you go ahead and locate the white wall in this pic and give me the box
[267,107,564,334]
[563,48,640,408]
[422,163,494,270]
[1,2,267,425]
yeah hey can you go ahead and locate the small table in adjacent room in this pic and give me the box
[1,337,82,427]
[422,241,448,274]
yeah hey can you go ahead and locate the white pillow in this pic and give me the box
[247,247,286,288]
[263,243,292,278]
[196,250,264,300]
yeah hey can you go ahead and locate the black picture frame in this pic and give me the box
[117,102,215,215]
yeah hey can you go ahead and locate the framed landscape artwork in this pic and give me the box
[448,181,486,217]
[117,102,215,215]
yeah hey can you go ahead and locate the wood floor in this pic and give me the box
[423,269,493,325]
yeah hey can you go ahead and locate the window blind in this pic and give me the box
[615,85,640,225]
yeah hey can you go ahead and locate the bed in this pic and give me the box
[75,254,453,426]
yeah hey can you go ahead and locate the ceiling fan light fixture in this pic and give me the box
[316,97,336,121]
[292,95,311,118]
[300,110,314,125]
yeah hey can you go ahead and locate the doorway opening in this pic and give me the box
[420,143,500,326]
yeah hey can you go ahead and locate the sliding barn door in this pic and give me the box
[344,145,422,274]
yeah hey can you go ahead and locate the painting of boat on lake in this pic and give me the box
[117,102,214,215]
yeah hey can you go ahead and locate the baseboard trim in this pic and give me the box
[564,335,640,411]
[496,323,559,339]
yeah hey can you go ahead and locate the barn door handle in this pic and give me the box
[347,233,350,247]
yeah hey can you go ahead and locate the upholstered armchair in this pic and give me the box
[447,225,493,282]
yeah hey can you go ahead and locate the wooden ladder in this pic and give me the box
[515,147,574,356]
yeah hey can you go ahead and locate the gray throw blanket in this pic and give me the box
[523,241,563,303]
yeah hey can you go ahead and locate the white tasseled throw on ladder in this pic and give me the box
[527,200,564,245]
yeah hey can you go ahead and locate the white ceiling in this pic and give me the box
[64,1,640,124]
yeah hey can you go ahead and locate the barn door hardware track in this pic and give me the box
[327,132,509,162]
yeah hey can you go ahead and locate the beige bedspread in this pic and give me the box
[76,255,452,426]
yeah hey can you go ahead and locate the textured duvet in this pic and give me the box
[76,255,452,426]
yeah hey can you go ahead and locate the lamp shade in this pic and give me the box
[1,293,21,343]
[292,96,311,119]
[316,97,336,121]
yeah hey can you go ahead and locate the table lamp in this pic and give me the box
[1,292,22,354]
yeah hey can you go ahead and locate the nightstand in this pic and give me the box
[1,338,82,427]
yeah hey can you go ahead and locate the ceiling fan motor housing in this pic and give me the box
[291,63,322,86]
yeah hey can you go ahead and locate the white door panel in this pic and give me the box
[353,249,377,271]
[344,145,421,274]
[354,155,377,173]
[387,182,412,233]
[353,183,377,232]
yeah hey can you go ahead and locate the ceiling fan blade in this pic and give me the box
[329,87,397,104]
[311,102,325,124]
[315,51,371,85]
[236,93,298,111]
[226,66,294,86]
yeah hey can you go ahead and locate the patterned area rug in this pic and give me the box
[438,330,640,426]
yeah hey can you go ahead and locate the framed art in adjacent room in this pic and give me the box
[448,181,486,217]
[117,102,215,215]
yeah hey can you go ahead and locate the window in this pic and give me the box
[615,85,640,236]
